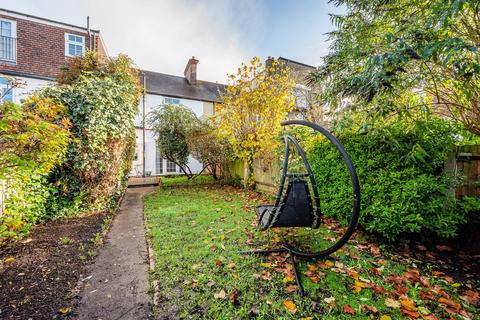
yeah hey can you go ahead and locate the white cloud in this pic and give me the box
[85,0,260,83]
[2,0,263,83]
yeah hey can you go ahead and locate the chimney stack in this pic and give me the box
[184,56,199,85]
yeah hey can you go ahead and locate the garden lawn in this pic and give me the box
[145,185,479,319]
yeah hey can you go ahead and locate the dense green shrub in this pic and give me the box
[0,96,71,242]
[44,52,142,215]
[307,117,480,240]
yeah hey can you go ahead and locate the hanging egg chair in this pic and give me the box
[242,120,360,296]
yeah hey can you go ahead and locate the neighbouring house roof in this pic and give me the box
[141,70,226,103]
[278,57,316,70]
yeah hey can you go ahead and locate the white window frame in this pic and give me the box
[163,97,181,105]
[0,18,17,38]
[0,18,17,63]
[65,33,85,57]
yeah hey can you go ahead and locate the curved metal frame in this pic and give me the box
[279,120,361,258]
[242,120,361,296]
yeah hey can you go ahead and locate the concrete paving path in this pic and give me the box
[76,187,154,320]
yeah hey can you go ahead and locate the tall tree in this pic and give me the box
[216,57,295,188]
[312,0,480,135]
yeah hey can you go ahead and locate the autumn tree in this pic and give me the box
[216,57,295,188]
[187,119,233,180]
[310,0,480,135]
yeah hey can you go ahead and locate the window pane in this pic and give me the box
[166,160,176,173]
[1,88,13,102]
[76,36,83,43]
[75,45,83,56]
[68,43,76,56]
[155,146,163,174]
[68,34,76,41]
[0,21,11,37]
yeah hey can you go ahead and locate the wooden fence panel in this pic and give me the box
[456,145,480,198]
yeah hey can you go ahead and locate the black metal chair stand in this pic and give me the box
[240,120,361,297]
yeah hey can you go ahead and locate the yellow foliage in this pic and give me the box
[214,57,295,168]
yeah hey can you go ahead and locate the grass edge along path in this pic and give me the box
[145,185,479,320]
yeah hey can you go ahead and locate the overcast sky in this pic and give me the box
[2,0,344,83]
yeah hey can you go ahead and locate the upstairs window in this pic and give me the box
[293,84,309,110]
[164,97,181,105]
[65,33,85,57]
[0,19,16,62]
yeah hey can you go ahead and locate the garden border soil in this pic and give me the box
[0,213,109,319]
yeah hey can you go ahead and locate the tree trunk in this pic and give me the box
[243,159,252,189]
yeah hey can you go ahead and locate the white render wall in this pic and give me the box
[131,93,210,176]
[12,76,51,104]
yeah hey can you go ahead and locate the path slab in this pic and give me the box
[76,188,154,320]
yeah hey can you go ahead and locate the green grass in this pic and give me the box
[145,186,478,319]
[160,175,217,187]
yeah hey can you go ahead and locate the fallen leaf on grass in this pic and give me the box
[283,276,294,283]
[400,308,419,319]
[309,276,320,283]
[404,269,420,282]
[283,300,297,314]
[318,260,334,269]
[380,315,392,320]
[260,270,271,280]
[400,298,417,311]
[438,297,461,311]
[260,262,272,268]
[343,304,355,315]
[214,289,226,299]
[371,283,387,295]
[324,296,336,306]
[361,304,378,314]
[369,266,383,276]
[400,298,419,319]
[229,289,238,304]
[352,281,368,293]
[227,262,236,269]
[215,259,223,268]
[191,279,198,289]
[191,263,201,270]
[4,257,14,262]
[248,305,260,316]
[385,298,400,309]
[386,274,406,284]
[286,285,297,293]
[307,264,317,271]
[346,268,359,280]
[460,289,479,305]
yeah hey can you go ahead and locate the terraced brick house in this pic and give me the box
[0,8,107,104]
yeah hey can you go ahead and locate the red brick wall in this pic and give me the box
[0,14,97,79]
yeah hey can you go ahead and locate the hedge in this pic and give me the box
[307,118,480,240]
